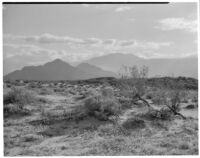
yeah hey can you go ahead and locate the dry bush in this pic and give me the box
[118,65,152,110]
[101,87,114,98]
[158,107,174,120]
[84,95,102,114]
[151,88,186,119]
[37,108,66,125]
[151,90,166,105]
[3,88,47,118]
[38,104,88,125]
[83,88,121,120]
[179,90,188,103]
[166,90,181,112]
[4,103,30,118]
[4,88,36,109]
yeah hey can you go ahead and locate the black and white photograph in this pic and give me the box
[2,1,199,156]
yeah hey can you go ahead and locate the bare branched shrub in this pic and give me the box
[152,107,173,120]
[151,90,166,105]
[162,89,186,119]
[136,107,173,121]
[168,90,181,112]
[118,65,151,108]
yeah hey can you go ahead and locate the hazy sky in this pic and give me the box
[3,3,197,74]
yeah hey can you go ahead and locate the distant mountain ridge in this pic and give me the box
[4,59,117,81]
[85,53,198,78]
[4,53,198,80]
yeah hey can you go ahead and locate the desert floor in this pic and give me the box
[4,79,198,156]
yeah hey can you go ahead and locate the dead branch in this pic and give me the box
[133,93,186,119]
[165,104,186,119]
[132,93,151,108]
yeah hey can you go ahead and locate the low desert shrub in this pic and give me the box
[4,88,36,117]
[37,88,120,123]
[38,108,63,125]
[83,89,121,120]
[169,90,181,112]
[101,87,114,98]
[151,92,166,105]
[158,107,173,120]
[4,103,30,118]
[84,95,102,114]
[101,98,121,116]
[4,88,36,109]
[64,107,87,122]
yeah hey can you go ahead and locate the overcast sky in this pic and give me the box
[3,3,197,75]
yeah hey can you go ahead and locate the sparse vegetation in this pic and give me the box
[3,88,37,117]
[83,88,121,120]
[118,65,151,108]
[3,76,198,156]
[4,88,36,108]
[3,88,50,118]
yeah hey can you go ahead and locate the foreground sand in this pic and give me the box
[4,81,198,156]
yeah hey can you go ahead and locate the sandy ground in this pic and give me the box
[4,83,198,156]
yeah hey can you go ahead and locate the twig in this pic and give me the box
[133,93,152,109]
[165,104,186,119]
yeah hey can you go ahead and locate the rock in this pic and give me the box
[185,104,196,109]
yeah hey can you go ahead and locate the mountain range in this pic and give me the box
[4,59,116,80]
[4,53,198,80]
[85,53,198,78]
